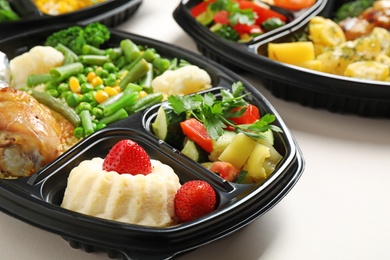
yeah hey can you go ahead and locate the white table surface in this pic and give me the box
[2,1,390,259]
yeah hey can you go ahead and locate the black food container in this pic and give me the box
[174,0,390,118]
[0,0,142,39]
[0,25,304,259]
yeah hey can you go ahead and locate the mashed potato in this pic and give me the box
[61,158,181,227]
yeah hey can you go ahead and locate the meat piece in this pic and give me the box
[338,17,375,41]
[338,1,390,40]
[0,87,75,178]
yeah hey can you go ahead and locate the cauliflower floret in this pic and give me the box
[10,46,64,88]
[151,65,212,99]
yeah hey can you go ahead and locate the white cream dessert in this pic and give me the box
[61,158,181,227]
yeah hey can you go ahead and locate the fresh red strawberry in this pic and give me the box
[174,180,217,222]
[102,139,152,175]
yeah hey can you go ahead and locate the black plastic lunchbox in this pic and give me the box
[0,24,304,259]
[173,0,390,118]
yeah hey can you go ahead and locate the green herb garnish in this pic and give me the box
[167,81,282,140]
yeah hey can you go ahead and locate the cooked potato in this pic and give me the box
[344,61,389,81]
[309,16,346,55]
[268,41,315,65]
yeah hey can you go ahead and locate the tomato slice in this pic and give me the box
[213,10,230,25]
[232,23,262,35]
[180,118,213,153]
[210,161,240,182]
[273,0,316,10]
[238,1,287,24]
[230,104,260,125]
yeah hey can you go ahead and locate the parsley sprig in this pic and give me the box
[167,81,282,140]
[209,0,257,26]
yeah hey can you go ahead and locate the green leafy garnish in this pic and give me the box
[167,81,282,140]
[209,0,256,26]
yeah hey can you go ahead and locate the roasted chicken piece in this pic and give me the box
[338,1,390,41]
[0,87,75,178]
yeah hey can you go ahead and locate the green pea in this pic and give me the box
[46,89,59,98]
[104,74,117,86]
[91,107,104,119]
[66,92,81,107]
[96,68,109,78]
[103,62,117,73]
[78,74,88,84]
[84,67,94,74]
[81,83,94,94]
[58,83,70,93]
[76,102,92,114]
[44,81,57,91]
[74,127,85,139]
[81,92,95,103]
[61,90,72,99]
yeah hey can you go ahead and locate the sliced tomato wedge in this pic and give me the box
[210,161,240,182]
[238,1,287,25]
[230,104,260,125]
[232,23,262,35]
[213,10,230,25]
[180,118,213,153]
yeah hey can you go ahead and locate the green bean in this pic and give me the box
[27,74,52,87]
[55,43,78,64]
[119,58,150,90]
[50,62,84,82]
[120,39,141,62]
[80,110,94,136]
[153,57,171,73]
[99,108,128,125]
[114,56,126,68]
[98,91,125,110]
[78,55,110,66]
[82,44,106,55]
[102,91,138,117]
[125,93,163,114]
[124,83,143,92]
[138,63,153,91]
[31,89,81,127]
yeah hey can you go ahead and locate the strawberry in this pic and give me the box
[174,180,217,222]
[102,139,152,175]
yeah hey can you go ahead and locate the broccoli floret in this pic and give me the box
[45,26,86,54]
[334,0,375,22]
[262,18,286,32]
[0,0,20,22]
[83,22,111,47]
[44,22,110,55]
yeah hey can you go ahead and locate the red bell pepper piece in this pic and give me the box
[232,23,262,35]
[190,0,216,17]
[230,104,260,125]
[180,118,213,153]
[210,161,240,182]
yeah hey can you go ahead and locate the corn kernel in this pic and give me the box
[69,76,81,93]
[104,86,118,97]
[95,90,109,103]
[87,71,96,82]
[138,91,147,99]
[113,86,121,93]
[91,76,103,87]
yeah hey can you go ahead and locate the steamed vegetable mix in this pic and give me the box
[21,24,196,139]
[152,81,283,184]
[190,0,288,42]
[0,0,20,22]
